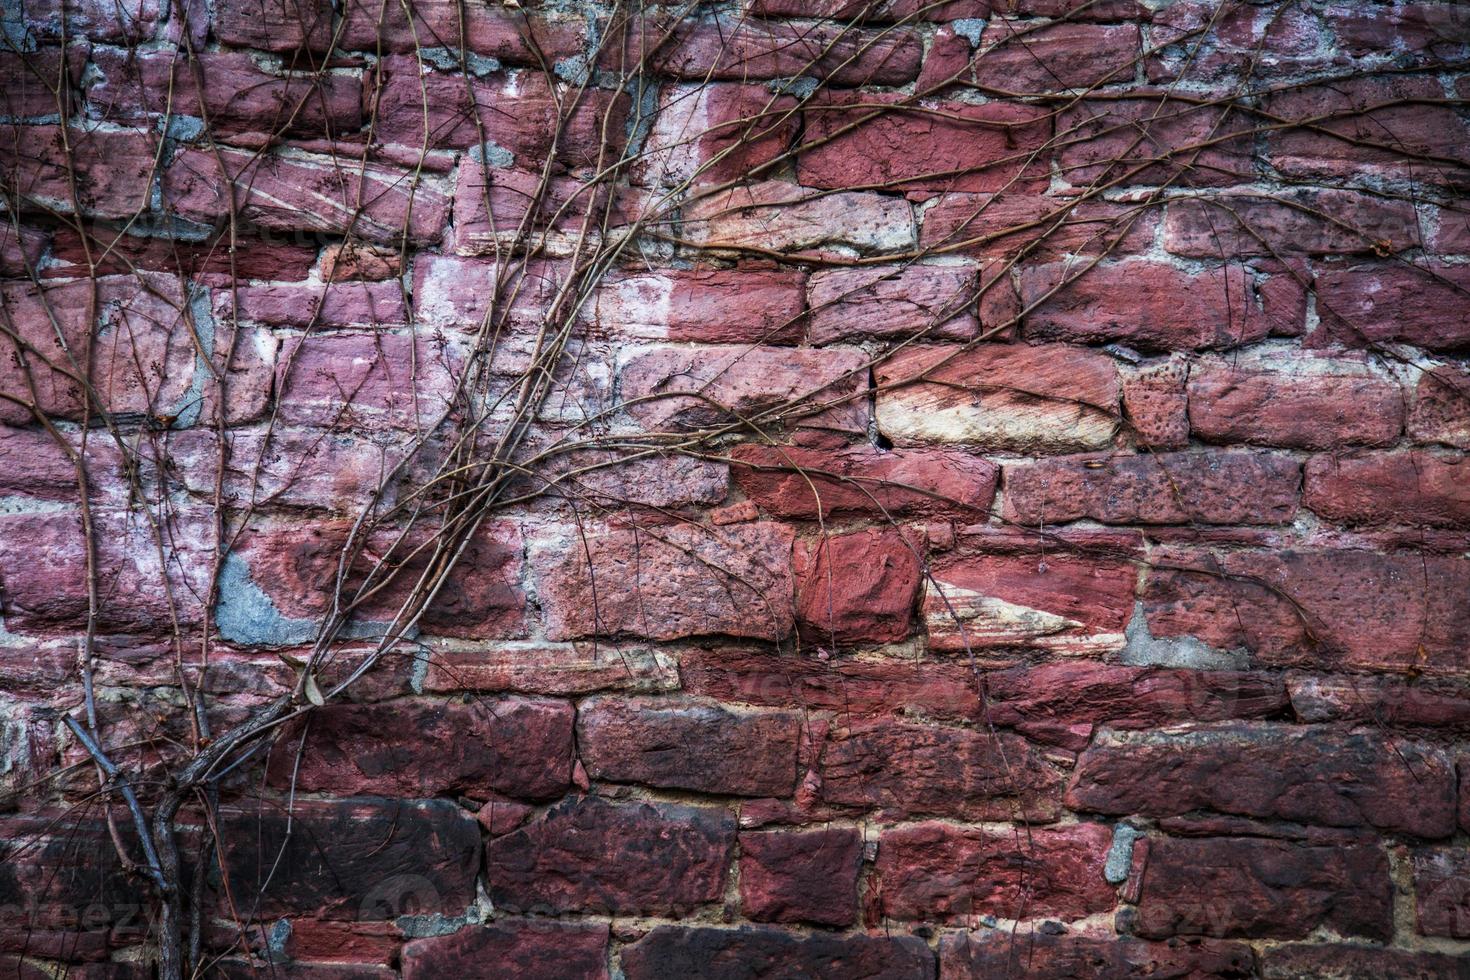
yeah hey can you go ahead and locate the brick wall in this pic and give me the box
[1,0,1469,976]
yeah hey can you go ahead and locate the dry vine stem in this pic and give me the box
[0,0,1467,975]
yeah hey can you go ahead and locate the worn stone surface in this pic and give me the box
[401,921,609,980]
[795,528,922,645]
[621,926,935,980]
[740,829,862,927]
[939,931,1255,979]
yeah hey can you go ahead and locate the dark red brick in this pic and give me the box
[402,920,609,980]
[1305,450,1470,527]
[577,696,802,797]
[740,829,862,927]
[1262,944,1470,980]
[940,931,1255,979]
[1162,190,1422,258]
[1413,847,1470,938]
[796,528,922,645]
[484,796,734,916]
[1314,263,1470,352]
[621,926,934,980]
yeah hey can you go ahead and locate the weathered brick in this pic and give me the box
[87,49,363,137]
[621,926,935,980]
[1068,723,1458,838]
[1021,260,1302,351]
[940,932,1255,980]
[607,14,923,86]
[594,265,805,344]
[730,443,998,520]
[217,280,407,330]
[338,0,585,62]
[636,83,798,187]
[619,344,867,434]
[817,720,1066,821]
[1162,190,1422,259]
[1133,836,1391,941]
[219,798,480,920]
[402,920,609,980]
[1188,351,1404,449]
[164,147,451,244]
[1056,94,1256,188]
[267,698,574,800]
[876,822,1114,922]
[1414,847,1470,938]
[213,0,335,50]
[1325,1,1470,62]
[273,331,461,432]
[1121,358,1189,449]
[1288,672,1470,729]
[485,796,734,916]
[1305,450,1470,527]
[1266,75,1470,185]
[925,549,1137,656]
[1004,451,1300,526]
[1314,262,1470,352]
[875,343,1120,452]
[807,262,981,344]
[749,0,986,20]
[1148,0,1328,84]
[420,642,678,696]
[20,0,165,43]
[941,21,1142,93]
[1141,546,1470,674]
[799,95,1050,193]
[530,521,794,642]
[796,528,922,645]
[986,662,1287,741]
[1,124,157,220]
[1410,362,1470,448]
[1262,944,1470,980]
[578,696,802,796]
[920,192,1156,260]
[0,814,135,956]
[740,828,862,927]
[683,180,916,256]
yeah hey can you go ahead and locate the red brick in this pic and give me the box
[925,549,1137,656]
[877,822,1113,922]
[485,796,734,916]
[1003,450,1301,526]
[1,124,157,220]
[212,0,335,51]
[1266,75,1470,185]
[338,0,585,62]
[530,521,794,642]
[817,720,1066,821]
[372,59,626,170]
[1121,358,1189,449]
[594,266,805,344]
[46,227,316,281]
[412,254,571,332]
[940,932,1254,980]
[619,343,867,435]
[1143,546,1470,673]
[1287,672,1470,729]
[680,645,984,721]
[21,0,164,43]
[164,147,451,245]
[1314,262,1470,352]
[942,21,1141,94]
[730,443,997,520]
[421,642,678,696]
[1057,94,1256,188]
[226,518,525,640]
[0,813,135,955]
[796,528,922,645]
[636,83,798,187]
[1262,944,1470,980]
[1325,1,1470,62]
[798,94,1050,193]
[1148,0,1328,84]
[808,262,982,344]
[1068,723,1458,838]
[1022,260,1302,351]
[749,0,986,19]
[1413,847,1470,938]
[875,343,1120,452]
[740,828,862,927]
[217,280,407,330]
[1188,352,1404,449]
[87,49,363,137]
[1134,836,1391,941]
[606,13,923,86]
[1162,189,1422,258]
[0,222,48,277]
[267,698,574,800]
[683,180,916,256]
[621,926,934,980]
[1305,450,1470,527]
[920,192,1156,260]
[994,0,1146,18]
[403,920,609,980]
[0,46,85,119]
[273,330,461,431]
[578,696,802,797]
[450,163,618,256]
[986,662,1287,738]
[1411,362,1470,448]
